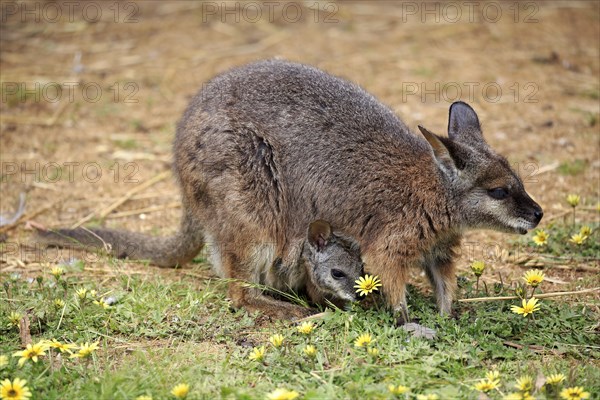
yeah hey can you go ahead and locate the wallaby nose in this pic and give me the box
[534,209,543,223]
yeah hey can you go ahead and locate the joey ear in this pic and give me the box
[418,125,457,177]
[447,101,484,145]
[308,220,332,252]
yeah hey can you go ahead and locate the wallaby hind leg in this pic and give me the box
[222,252,312,320]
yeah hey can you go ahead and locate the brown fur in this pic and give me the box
[36,60,542,321]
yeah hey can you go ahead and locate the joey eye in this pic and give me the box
[488,187,509,200]
[331,269,346,280]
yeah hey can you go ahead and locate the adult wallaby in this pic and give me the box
[37,59,542,321]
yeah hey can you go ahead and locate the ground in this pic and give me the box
[0,1,599,400]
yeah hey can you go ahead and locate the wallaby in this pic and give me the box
[37,59,542,322]
[37,218,363,318]
[265,219,363,310]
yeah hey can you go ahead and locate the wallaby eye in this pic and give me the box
[331,269,346,280]
[488,187,509,200]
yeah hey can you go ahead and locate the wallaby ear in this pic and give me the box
[418,125,457,177]
[447,101,484,145]
[308,220,332,252]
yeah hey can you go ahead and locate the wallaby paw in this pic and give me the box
[401,322,437,340]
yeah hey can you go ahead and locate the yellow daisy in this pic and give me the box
[47,339,77,353]
[579,226,592,238]
[474,379,499,393]
[367,347,380,357]
[53,299,65,309]
[569,233,587,245]
[269,334,284,348]
[560,387,590,400]
[50,266,64,278]
[12,342,47,367]
[388,384,409,395]
[135,396,153,400]
[470,261,486,276]
[523,269,545,288]
[266,388,300,400]
[248,346,266,362]
[532,229,549,246]
[75,288,88,300]
[303,345,317,358]
[8,312,22,327]
[70,342,99,359]
[354,274,382,296]
[566,194,580,207]
[486,370,500,382]
[296,321,314,335]
[0,355,8,368]
[511,298,540,317]
[546,373,566,385]
[514,375,533,392]
[93,299,111,309]
[170,383,190,399]
[354,333,374,348]
[0,378,32,400]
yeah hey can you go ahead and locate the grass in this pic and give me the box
[1,206,599,399]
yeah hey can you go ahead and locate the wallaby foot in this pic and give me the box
[401,322,437,340]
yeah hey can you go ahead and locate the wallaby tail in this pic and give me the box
[35,212,204,267]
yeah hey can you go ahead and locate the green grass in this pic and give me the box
[1,213,599,399]
[557,159,588,176]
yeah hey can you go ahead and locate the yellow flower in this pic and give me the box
[560,387,590,400]
[248,346,266,362]
[511,297,540,317]
[269,334,284,348]
[0,378,32,400]
[93,299,110,309]
[12,342,47,367]
[170,383,190,399]
[53,299,65,309]
[580,226,592,238]
[470,261,486,276]
[523,269,545,288]
[546,373,566,385]
[416,394,439,400]
[303,345,317,358]
[566,194,580,207]
[296,321,314,335]
[135,396,152,400]
[514,375,533,392]
[474,379,499,393]
[50,266,64,278]
[367,347,380,357]
[354,274,382,296]
[8,312,22,327]
[532,229,549,246]
[388,385,409,395]
[486,370,500,382]
[47,339,77,353]
[70,342,99,359]
[266,388,300,400]
[569,233,587,245]
[0,355,8,368]
[75,288,88,300]
[354,333,374,348]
